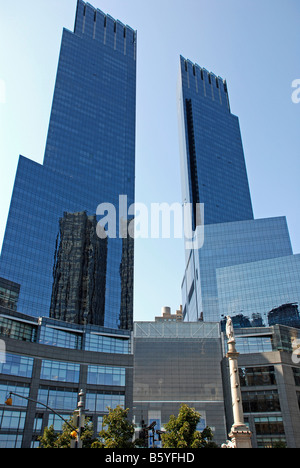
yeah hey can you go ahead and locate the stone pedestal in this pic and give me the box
[229,424,252,449]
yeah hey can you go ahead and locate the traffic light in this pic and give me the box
[5,396,12,406]
[139,420,149,448]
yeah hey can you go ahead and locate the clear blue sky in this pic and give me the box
[0,0,299,322]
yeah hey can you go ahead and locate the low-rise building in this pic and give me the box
[0,308,133,448]
[133,321,227,446]
[222,325,300,448]
[2,307,300,448]
[155,306,183,323]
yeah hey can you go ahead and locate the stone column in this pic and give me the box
[225,317,252,449]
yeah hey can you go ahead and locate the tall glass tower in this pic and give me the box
[178,56,254,228]
[178,56,300,328]
[0,0,137,330]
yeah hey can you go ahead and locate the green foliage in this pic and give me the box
[38,425,58,449]
[38,414,96,449]
[38,404,219,449]
[272,440,287,449]
[161,404,218,449]
[92,405,137,449]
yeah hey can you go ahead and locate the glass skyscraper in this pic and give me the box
[0,0,136,330]
[178,56,300,328]
[177,56,253,228]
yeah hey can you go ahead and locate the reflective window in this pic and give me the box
[48,413,73,432]
[0,410,26,431]
[0,278,19,311]
[37,386,78,411]
[254,416,285,436]
[242,390,281,413]
[87,366,125,386]
[0,353,33,378]
[217,253,300,328]
[33,413,44,433]
[39,327,82,350]
[0,383,30,407]
[0,433,22,449]
[0,316,37,342]
[235,336,273,354]
[256,436,286,449]
[40,360,80,383]
[86,391,125,413]
[239,366,276,387]
[85,333,130,354]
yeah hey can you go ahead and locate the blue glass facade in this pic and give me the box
[178,56,300,329]
[0,0,136,330]
[0,309,133,447]
[177,56,254,228]
[0,309,132,353]
[181,217,293,322]
[217,254,300,328]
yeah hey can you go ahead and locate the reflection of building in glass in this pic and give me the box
[178,57,300,329]
[50,212,107,326]
[0,278,20,311]
[268,303,300,329]
[119,220,134,330]
[217,254,300,328]
[0,0,136,331]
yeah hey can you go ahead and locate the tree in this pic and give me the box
[38,414,96,449]
[38,425,58,449]
[272,440,287,449]
[91,406,139,449]
[161,404,218,448]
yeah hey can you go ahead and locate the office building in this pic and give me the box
[154,306,183,322]
[0,308,133,448]
[222,325,300,448]
[178,56,300,328]
[182,216,294,324]
[0,0,137,330]
[177,57,253,228]
[133,318,300,449]
[1,312,300,448]
[133,321,227,447]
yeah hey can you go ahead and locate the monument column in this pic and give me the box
[225,317,252,449]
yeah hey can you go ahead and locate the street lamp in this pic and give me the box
[5,389,86,448]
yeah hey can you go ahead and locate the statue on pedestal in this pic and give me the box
[222,316,252,449]
[226,316,235,343]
